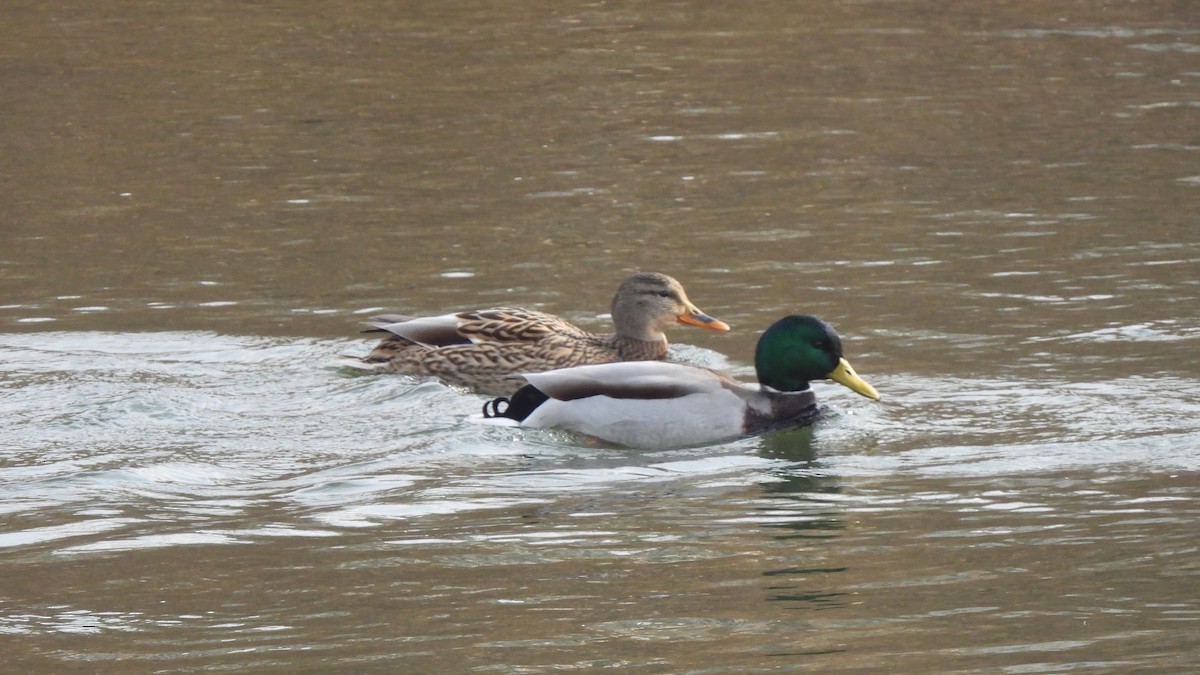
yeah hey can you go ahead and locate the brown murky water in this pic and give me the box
[3,1,1199,672]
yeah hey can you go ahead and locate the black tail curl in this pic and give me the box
[481,397,511,419]
[481,384,549,422]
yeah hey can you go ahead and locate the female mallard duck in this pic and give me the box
[341,272,729,396]
[482,315,880,449]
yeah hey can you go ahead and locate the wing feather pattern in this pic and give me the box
[521,362,728,401]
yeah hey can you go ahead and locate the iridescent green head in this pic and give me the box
[753,315,880,400]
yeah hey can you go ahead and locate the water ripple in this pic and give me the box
[3,331,1198,560]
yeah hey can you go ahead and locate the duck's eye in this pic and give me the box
[657,290,673,298]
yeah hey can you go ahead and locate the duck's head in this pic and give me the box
[754,315,880,400]
[611,272,730,340]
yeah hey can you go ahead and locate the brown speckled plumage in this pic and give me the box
[340,273,728,396]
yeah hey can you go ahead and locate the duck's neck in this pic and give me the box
[744,387,820,434]
[757,371,812,392]
[604,333,669,361]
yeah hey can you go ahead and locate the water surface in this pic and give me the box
[3,1,1199,672]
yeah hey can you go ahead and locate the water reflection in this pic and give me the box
[756,425,819,464]
[753,432,852,612]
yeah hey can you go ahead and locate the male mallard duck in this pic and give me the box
[340,272,729,396]
[481,315,880,449]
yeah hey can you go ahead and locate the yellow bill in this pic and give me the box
[826,357,881,401]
